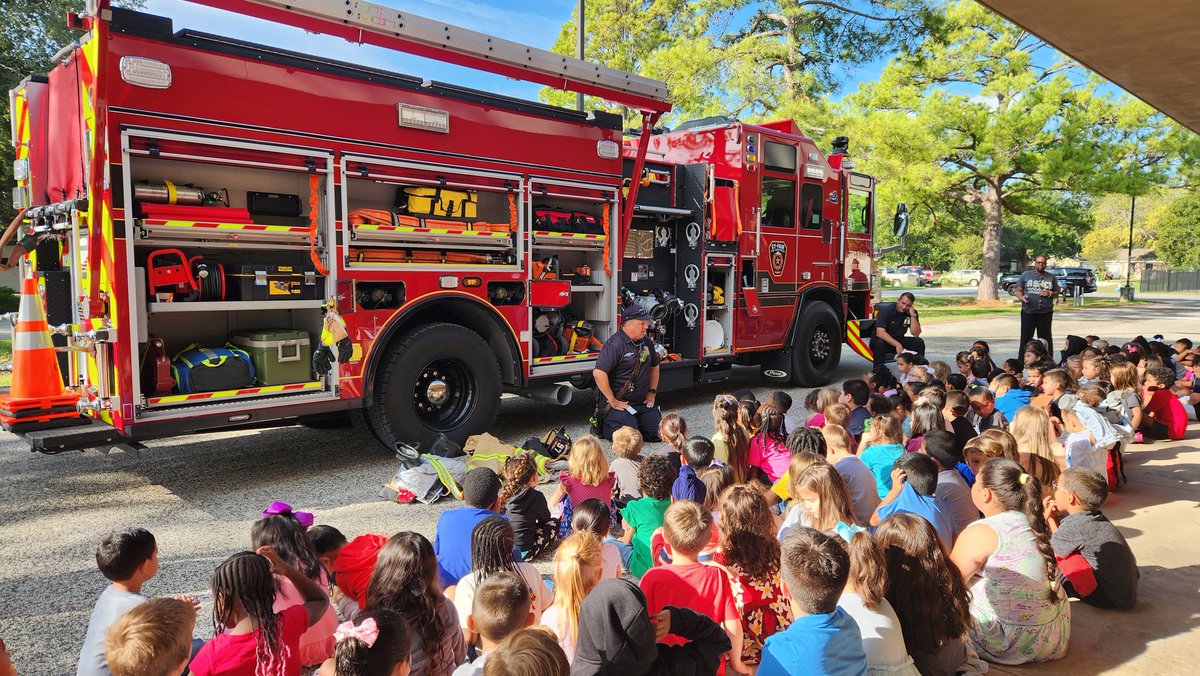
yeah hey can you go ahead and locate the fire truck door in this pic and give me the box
[797,180,836,286]
[736,138,800,351]
[842,174,875,321]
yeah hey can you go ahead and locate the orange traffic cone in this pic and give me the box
[0,274,80,431]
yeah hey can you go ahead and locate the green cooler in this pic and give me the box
[229,329,312,385]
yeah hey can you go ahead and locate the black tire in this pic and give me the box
[969,279,979,287]
[367,323,502,449]
[790,302,842,387]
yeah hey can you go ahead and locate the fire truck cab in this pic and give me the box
[621,119,882,393]
[4,0,889,454]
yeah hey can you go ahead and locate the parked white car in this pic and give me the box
[881,267,921,286]
[944,269,982,286]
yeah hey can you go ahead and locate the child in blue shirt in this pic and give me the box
[868,453,955,549]
[991,373,1031,422]
[857,415,906,498]
[672,436,713,502]
[434,467,507,589]
[759,527,867,675]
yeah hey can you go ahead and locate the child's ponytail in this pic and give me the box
[547,531,602,645]
[979,459,1060,601]
[332,609,410,676]
[1019,472,1060,601]
[846,531,889,610]
[499,453,537,506]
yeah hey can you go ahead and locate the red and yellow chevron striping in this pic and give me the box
[845,320,874,362]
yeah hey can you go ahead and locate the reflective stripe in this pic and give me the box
[13,330,54,351]
[424,454,463,500]
[17,302,47,322]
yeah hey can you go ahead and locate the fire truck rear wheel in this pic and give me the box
[791,302,842,387]
[368,323,502,449]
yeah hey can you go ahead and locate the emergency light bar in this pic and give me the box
[177,0,672,113]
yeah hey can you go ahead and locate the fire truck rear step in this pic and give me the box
[23,418,120,454]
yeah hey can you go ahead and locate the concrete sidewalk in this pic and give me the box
[991,425,1200,675]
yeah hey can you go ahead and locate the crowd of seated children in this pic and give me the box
[57,333,1195,676]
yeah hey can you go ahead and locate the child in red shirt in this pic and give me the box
[190,547,330,676]
[639,500,748,675]
[1142,367,1187,440]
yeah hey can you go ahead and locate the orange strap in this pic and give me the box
[308,173,329,275]
[732,181,744,235]
[507,192,518,233]
[601,205,612,275]
[349,208,394,226]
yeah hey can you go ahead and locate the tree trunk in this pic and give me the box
[976,187,1003,301]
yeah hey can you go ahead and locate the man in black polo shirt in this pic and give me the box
[592,305,661,441]
[1014,255,1060,358]
[870,291,925,366]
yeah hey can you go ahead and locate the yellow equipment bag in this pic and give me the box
[396,186,477,219]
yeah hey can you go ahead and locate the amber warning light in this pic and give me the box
[398,104,450,133]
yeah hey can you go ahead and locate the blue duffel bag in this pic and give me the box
[171,344,256,394]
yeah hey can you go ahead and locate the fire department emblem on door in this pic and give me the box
[769,241,787,277]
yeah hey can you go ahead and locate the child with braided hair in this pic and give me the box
[499,453,558,561]
[451,516,550,648]
[950,459,1070,665]
[366,532,465,676]
[190,547,330,675]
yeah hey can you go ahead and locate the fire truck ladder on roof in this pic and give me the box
[170,0,671,114]
[154,0,670,235]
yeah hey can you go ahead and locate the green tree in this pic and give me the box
[542,0,940,125]
[1079,192,1175,264]
[1149,193,1200,270]
[845,0,1184,301]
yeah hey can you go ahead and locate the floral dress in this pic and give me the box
[713,553,794,664]
[967,510,1070,664]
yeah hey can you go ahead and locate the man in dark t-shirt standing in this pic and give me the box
[593,305,662,441]
[869,291,925,366]
[1015,255,1060,358]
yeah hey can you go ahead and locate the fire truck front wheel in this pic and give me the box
[368,323,502,448]
[791,302,842,386]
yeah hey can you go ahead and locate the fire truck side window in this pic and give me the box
[761,177,796,229]
[800,183,822,230]
[848,189,871,234]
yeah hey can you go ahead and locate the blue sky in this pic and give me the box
[145,0,897,103]
[142,0,1118,110]
[145,0,593,100]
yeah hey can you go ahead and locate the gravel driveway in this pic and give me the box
[1,298,1195,674]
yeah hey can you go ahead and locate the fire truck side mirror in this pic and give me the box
[893,204,910,238]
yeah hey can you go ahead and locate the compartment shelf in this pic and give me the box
[136,218,312,245]
[146,381,324,408]
[351,222,514,249]
[571,285,605,293]
[531,230,607,250]
[148,300,325,313]
[532,352,599,365]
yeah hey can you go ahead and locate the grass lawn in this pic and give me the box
[0,338,9,388]
[918,296,1142,322]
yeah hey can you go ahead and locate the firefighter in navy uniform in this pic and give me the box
[870,291,926,366]
[592,305,662,441]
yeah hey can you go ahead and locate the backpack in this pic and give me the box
[1106,443,1127,492]
[171,344,255,394]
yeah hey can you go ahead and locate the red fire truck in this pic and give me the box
[5,0,903,453]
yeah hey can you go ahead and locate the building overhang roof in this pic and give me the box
[976,0,1200,133]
